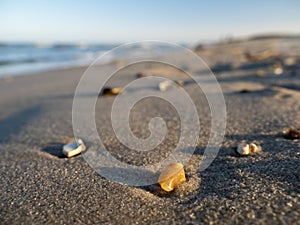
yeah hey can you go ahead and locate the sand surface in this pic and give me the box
[0,38,299,224]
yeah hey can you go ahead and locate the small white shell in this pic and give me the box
[237,143,250,155]
[236,143,261,156]
[274,67,283,75]
[159,80,174,92]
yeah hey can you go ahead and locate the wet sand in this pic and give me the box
[0,38,299,224]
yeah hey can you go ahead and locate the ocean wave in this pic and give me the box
[0,43,112,77]
[0,58,38,66]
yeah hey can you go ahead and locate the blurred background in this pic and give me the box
[0,0,299,77]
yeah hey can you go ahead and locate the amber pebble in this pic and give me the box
[110,87,122,95]
[101,87,122,96]
[249,143,261,153]
[158,163,186,192]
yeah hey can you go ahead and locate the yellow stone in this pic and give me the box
[158,163,186,192]
[110,87,122,95]
[102,87,123,96]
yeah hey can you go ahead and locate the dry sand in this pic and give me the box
[0,38,299,224]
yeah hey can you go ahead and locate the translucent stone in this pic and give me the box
[158,163,186,192]
[237,143,250,155]
[63,138,86,158]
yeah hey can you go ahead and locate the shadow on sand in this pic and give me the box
[41,142,67,158]
[0,104,42,143]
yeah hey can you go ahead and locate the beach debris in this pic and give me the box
[283,129,300,140]
[158,163,186,192]
[101,87,123,96]
[272,62,283,75]
[236,143,262,156]
[136,72,150,78]
[284,57,297,66]
[159,80,173,91]
[63,138,86,158]
[159,80,183,91]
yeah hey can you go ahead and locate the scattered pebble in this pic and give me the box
[158,80,183,91]
[283,129,300,140]
[273,67,283,75]
[158,163,186,192]
[136,72,150,78]
[159,80,174,91]
[101,87,123,96]
[284,57,296,66]
[63,138,86,158]
[236,143,262,156]
[272,62,283,75]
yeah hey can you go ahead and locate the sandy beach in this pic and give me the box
[0,37,299,224]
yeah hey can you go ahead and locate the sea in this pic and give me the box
[0,42,193,78]
[0,43,117,78]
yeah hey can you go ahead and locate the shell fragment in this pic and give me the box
[159,80,174,92]
[236,143,261,156]
[63,138,86,158]
[158,80,183,92]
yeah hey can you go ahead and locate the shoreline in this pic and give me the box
[0,63,88,80]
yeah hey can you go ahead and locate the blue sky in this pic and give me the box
[0,0,299,44]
